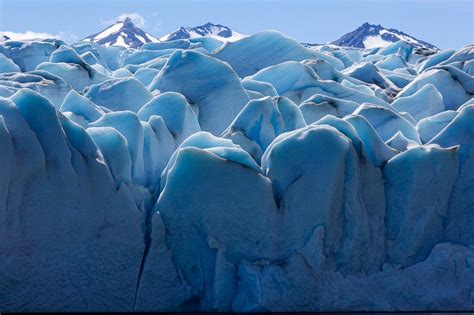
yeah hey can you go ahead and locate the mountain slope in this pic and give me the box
[332,22,438,50]
[160,22,245,42]
[0,34,10,42]
[82,17,159,49]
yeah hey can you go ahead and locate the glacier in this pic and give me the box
[0,29,473,312]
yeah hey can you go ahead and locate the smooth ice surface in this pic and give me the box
[214,31,344,77]
[85,77,153,112]
[392,83,445,121]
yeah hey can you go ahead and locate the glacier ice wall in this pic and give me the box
[0,34,473,312]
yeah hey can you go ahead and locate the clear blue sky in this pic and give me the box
[0,0,472,49]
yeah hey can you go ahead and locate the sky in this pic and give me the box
[0,0,472,49]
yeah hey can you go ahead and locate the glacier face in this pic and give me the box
[0,31,473,312]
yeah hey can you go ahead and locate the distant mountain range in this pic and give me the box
[0,20,438,50]
[159,22,245,42]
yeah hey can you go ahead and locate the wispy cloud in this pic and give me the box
[1,31,58,40]
[101,12,146,27]
[1,30,78,43]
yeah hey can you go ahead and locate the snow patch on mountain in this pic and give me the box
[332,22,438,50]
[160,22,245,42]
[363,35,391,48]
[82,17,159,49]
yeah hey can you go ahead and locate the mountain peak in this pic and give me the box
[159,22,245,42]
[82,18,159,49]
[332,22,437,50]
[121,17,134,26]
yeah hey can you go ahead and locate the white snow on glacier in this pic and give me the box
[0,28,473,312]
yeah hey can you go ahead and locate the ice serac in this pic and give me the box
[0,91,144,312]
[89,111,146,186]
[249,61,319,95]
[384,145,459,266]
[85,77,153,112]
[222,96,305,161]
[312,115,386,271]
[0,39,64,71]
[214,31,344,77]
[416,110,458,143]
[0,71,71,108]
[344,114,397,166]
[397,67,473,110]
[149,50,250,135]
[300,94,359,124]
[392,83,445,121]
[87,126,132,185]
[353,104,421,143]
[0,53,20,73]
[417,49,455,73]
[155,132,279,311]
[133,67,161,86]
[72,41,122,71]
[375,54,408,71]
[429,105,474,244]
[0,115,13,211]
[262,125,383,274]
[60,90,105,126]
[343,62,398,91]
[39,45,111,91]
[241,79,278,97]
[137,92,200,145]
[250,61,389,106]
[385,131,418,152]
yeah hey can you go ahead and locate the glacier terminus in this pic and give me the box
[0,17,473,312]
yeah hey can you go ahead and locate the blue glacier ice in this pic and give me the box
[0,29,473,313]
[416,110,458,143]
[85,77,153,112]
[149,50,250,135]
[1,90,145,312]
[0,39,65,71]
[250,61,390,106]
[353,104,421,143]
[391,83,445,121]
[0,53,20,73]
[214,31,344,77]
[398,66,473,109]
[36,59,109,92]
[60,90,105,125]
[300,94,359,123]
[343,62,398,91]
[222,96,305,161]
[384,145,459,266]
[137,91,200,145]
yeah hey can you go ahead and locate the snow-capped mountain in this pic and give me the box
[160,22,245,42]
[331,22,438,50]
[82,17,159,49]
